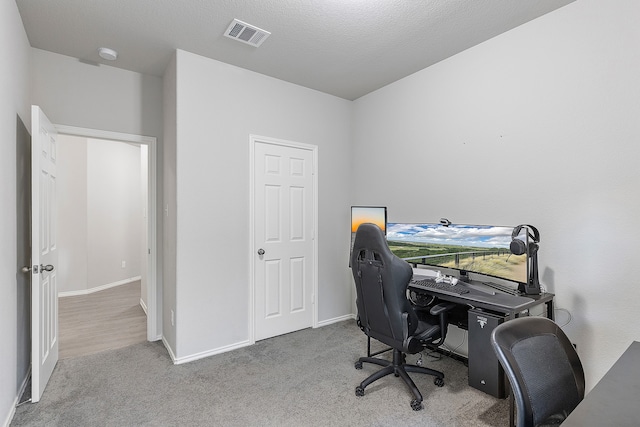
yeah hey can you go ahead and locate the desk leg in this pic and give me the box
[547,298,555,321]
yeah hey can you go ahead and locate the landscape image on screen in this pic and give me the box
[387,223,527,284]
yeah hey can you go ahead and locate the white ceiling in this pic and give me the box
[16,0,574,100]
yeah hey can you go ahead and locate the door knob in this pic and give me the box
[257,248,265,256]
[21,266,32,273]
[40,264,54,272]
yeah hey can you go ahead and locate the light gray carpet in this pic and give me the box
[12,320,509,426]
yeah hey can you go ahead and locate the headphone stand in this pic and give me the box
[523,246,541,295]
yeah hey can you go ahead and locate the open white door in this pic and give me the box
[30,105,59,402]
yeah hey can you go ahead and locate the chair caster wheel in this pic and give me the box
[411,399,423,411]
[354,361,363,369]
[355,386,365,397]
[434,377,445,387]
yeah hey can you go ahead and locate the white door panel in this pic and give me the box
[31,105,59,402]
[253,139,315,341]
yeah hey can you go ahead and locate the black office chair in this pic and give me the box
[351,223,456,411]
[491,316,585,427]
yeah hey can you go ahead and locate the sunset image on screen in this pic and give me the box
[351,206,386,233]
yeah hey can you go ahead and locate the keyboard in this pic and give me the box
[410,277,470,295]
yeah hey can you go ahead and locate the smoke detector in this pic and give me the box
[98,47,118,61]
[224,19,271,47]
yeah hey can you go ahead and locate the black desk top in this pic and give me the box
[562,341,640,426]
[409,272,554,316]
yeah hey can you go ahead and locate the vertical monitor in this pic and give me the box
[386,222,528,285]
[351,206,387,234]
[350,206,387,265]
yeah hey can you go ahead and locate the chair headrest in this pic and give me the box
[351,223,390,264]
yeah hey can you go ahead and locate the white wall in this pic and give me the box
[57,135,88,292]
[0,2,31,425]
[87,139,142,288]
[353,0,640,390]
[30,49,163,138]
[162,53,177,353]
[168,50,352,360]
[57,135,143,294]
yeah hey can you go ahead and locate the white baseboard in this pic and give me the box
[58,276,142,298]
[316,313,355,328]
[139,298,148,315]
[170,339,253,365]
[3,367,31,427]
[161,315,353,367]
[2,400,15,427]
[161,336,178,363]
[16,367,30,406]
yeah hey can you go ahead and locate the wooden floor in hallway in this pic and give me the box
[58,280,147,359]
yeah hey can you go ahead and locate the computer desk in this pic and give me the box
[562,341,640,427]
[409,269,555,427]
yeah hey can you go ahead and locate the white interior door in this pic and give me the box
[31,105,59,402]
[253,138,316,341]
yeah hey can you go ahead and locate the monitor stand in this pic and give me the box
[459,270,470,283]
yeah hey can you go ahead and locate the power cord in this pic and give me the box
[554,307,572,327]
[417,330,468,365]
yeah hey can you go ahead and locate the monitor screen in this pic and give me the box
[351,206,387,234]
[350,206,387,266]
[386,223,528,285]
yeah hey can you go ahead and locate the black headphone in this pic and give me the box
[510,224,540,256]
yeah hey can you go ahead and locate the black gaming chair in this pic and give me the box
[350,223,456,411]
[491,316,585,427]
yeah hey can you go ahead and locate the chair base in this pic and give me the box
[354,348,445,410]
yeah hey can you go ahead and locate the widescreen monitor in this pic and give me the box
[386,223,528,285]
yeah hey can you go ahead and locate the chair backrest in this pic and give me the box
[350,223,419,351]
[491,316,585,427]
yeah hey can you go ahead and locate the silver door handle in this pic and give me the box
[21,266,32,273]
[257,248,265,256]
[40,264,54,272]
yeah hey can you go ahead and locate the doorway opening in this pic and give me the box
[56,125,159,348]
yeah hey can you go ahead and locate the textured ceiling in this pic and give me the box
[16,0,574,100]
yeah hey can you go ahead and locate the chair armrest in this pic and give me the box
[429,302,458,316]
[430,302,458,345]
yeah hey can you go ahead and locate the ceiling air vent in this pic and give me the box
[224,19,271,47]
